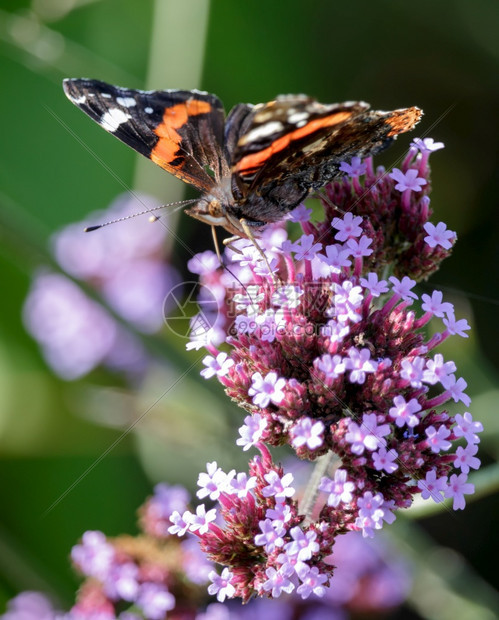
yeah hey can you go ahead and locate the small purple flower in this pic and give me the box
[71,530,115,581]
[266,500,292,527]
[208,568,236,602]
[445,473,475,510]
[389,168,427,192]
[425,425,452,453]
[1,592,61,620]
[331,212,363,241]
[229,472,257,498]
[23,272,128,380]
[236,414,268,450]
[200,352,234,379]
[105,562,139,601]
[288,203,312,222]
[262,566,295,598]
[411,137,445,153]
[320,244,352,271]
[356,491,385,537]
[319,469,355,507]
[283,234,322,261]
[443,313,471,338]
[315,353,346,384]
[197,461,235,500]
[168,510,191,537]
[389,396,422,428]
[136,583,175,619]
[372,447,399,473]
[248,371,286,408]
[254,518,286,552]
[346,413,390,455]
[442,375,471,406]
[151,483,190,518]
[339,156,367,177]
[346,235,373,258]
[262,470,295,499]
[423,221,456,250]
[320,318,350,341]
[291,417,325,450]
[421,290,453,317]
[332,281,363,323]
[454,412,483,444]
[418,469,448,503]
[423,354,456,385]
[188,504,218,535]
[454,443,480,474]
[233,285,264,311]
[360,272,389,297]
[188,250,220,275]
[389,276,418,301]
[296,565,328,599]
[344,348,378,384]
[399,356,425,388]
[272,284,304,309]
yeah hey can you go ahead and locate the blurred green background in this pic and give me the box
[0,0,498,617]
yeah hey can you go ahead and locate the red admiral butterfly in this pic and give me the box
[63,79,422,238]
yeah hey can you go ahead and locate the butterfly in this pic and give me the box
[63,79,422,240]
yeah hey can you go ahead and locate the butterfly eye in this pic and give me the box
[208,199,223,218]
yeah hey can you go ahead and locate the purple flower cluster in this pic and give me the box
[67,483,213,619]
[169,445,337,602]
[1,483,412,620]
[183,138,483,599]
[23,193,179,379]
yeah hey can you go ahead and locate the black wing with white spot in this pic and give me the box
[63,78,227,191]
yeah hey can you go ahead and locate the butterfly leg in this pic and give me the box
[222,235,244,255]
[211,225,224,265]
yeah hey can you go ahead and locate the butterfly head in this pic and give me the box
[185,196,244,237]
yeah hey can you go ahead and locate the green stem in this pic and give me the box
[133,0,212,217]
[299,451,337,523]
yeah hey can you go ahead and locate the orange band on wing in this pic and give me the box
[151,100,212,167]
[235,111,353,174]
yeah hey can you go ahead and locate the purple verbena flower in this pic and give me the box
[423,221,456,250]
[389,168,427,193]
[248,371,286,408]
[208,568,236,602]
[236,413,268,450]
[291,417,325,450]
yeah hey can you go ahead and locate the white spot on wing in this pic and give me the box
[288,111,309,124]
[240,121,284,144]
[101,93,111,98]
[100,108,132,132]
[116,96,137,108]
[71,95,86,105]
[145,106,153,114]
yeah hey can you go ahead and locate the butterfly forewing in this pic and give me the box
[63,79,226,191]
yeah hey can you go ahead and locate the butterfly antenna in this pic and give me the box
[84,198,197,232]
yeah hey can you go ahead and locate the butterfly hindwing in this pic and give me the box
[63,78,227,191]
[231,96,422,216]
